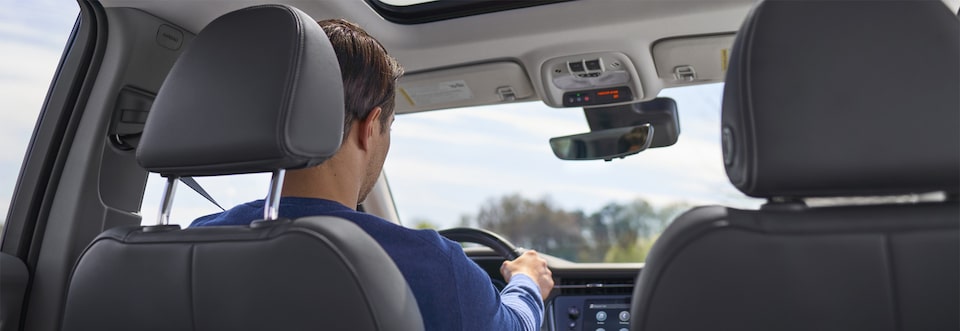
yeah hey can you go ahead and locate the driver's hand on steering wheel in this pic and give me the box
[500,250,554,301]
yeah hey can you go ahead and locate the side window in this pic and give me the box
[0,1,79,228]
[140,173,271,226]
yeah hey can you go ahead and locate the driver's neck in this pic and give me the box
[280,150,362,210]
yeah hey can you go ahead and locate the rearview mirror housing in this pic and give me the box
[549,124,653,161]
[585,97,680,148]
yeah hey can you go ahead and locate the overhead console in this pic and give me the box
[540,52,644,108]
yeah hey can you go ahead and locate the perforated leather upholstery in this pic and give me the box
[632,1,960,330]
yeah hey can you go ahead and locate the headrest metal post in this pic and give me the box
[264,169,286,221]
[157,176,179,225]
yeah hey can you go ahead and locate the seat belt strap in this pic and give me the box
[179,177,225,211]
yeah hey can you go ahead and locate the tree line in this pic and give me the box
[414,194,690,263]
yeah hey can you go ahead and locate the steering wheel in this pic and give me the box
[439,227,522,260]
[439,227,524,291]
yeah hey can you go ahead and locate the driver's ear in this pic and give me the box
[358,106,383,151]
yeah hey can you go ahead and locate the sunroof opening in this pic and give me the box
[378,0,437,6]
[366,0,573,24]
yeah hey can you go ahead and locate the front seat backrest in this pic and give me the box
[631,1,959,330]
[60,5,423,331]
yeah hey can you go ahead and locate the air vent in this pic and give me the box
[556,278,635,295]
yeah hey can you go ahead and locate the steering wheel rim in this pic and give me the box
[438,227,521,260]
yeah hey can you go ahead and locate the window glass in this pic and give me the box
[0,0,79,226]
[140,174,271,226]
[365,0,569,24]
[385,83,763,262]
[377,0,437,6]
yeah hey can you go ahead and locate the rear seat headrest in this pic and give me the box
[721,0,959,198]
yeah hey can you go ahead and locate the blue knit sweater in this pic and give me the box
[191,197,543,331]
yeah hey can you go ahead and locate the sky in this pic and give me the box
[134,82,764,229]
[0,0,766,229]
[384,85,764,228]
[0,0,79,223]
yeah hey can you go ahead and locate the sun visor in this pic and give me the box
[652,34,735,86]
[394,62,535,114]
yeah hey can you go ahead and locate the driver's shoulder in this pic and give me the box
[330,210,462,259]
[384,225,463,260]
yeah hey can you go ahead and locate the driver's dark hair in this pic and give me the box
[317,19,404,137]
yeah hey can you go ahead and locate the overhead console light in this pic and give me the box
[567,58,603,77]
[540,52,643,108]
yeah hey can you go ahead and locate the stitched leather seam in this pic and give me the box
[883,234,903,331]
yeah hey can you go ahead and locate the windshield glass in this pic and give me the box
[385,83,762,263]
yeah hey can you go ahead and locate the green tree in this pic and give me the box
[653,202,691,234]
[464,193,692,263]
[586,199,689,262]
[603,235,659,263]
[411,218,437,230]
[474,194,587,261]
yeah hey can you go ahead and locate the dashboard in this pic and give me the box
[463,247,642,331]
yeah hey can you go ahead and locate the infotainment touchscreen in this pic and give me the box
[551,294,632,331]
[582,298,631,331]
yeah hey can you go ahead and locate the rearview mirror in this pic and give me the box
[549,124,653,161]
[585,97,679,148]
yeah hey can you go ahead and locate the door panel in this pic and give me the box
[0,253,28,331]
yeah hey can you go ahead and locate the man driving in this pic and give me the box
[190,19,554,331]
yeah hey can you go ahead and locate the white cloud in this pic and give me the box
[386,90,763,227]
[139,173,272,226]
[393,120,545,154]
[451,102,589,138]
[1,2,77,224]
[0,21,70,49]
[0,3,759,233]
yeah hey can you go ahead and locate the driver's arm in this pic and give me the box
[501,250,554,300]
[447,244,552,331]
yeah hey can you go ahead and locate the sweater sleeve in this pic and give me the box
[499,273,545,330]
[448,244,544,331]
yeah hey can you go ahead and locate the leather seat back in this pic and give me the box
[631,1,959,330]
[61,5,423,331]
[62,218,423,331]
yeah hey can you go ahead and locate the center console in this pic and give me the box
[549,295,632,331]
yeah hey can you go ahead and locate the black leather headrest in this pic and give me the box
[138,5,344,176]
[722,0,959,198]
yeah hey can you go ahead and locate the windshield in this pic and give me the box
[385,83,762,263]
[137,83,762,263]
